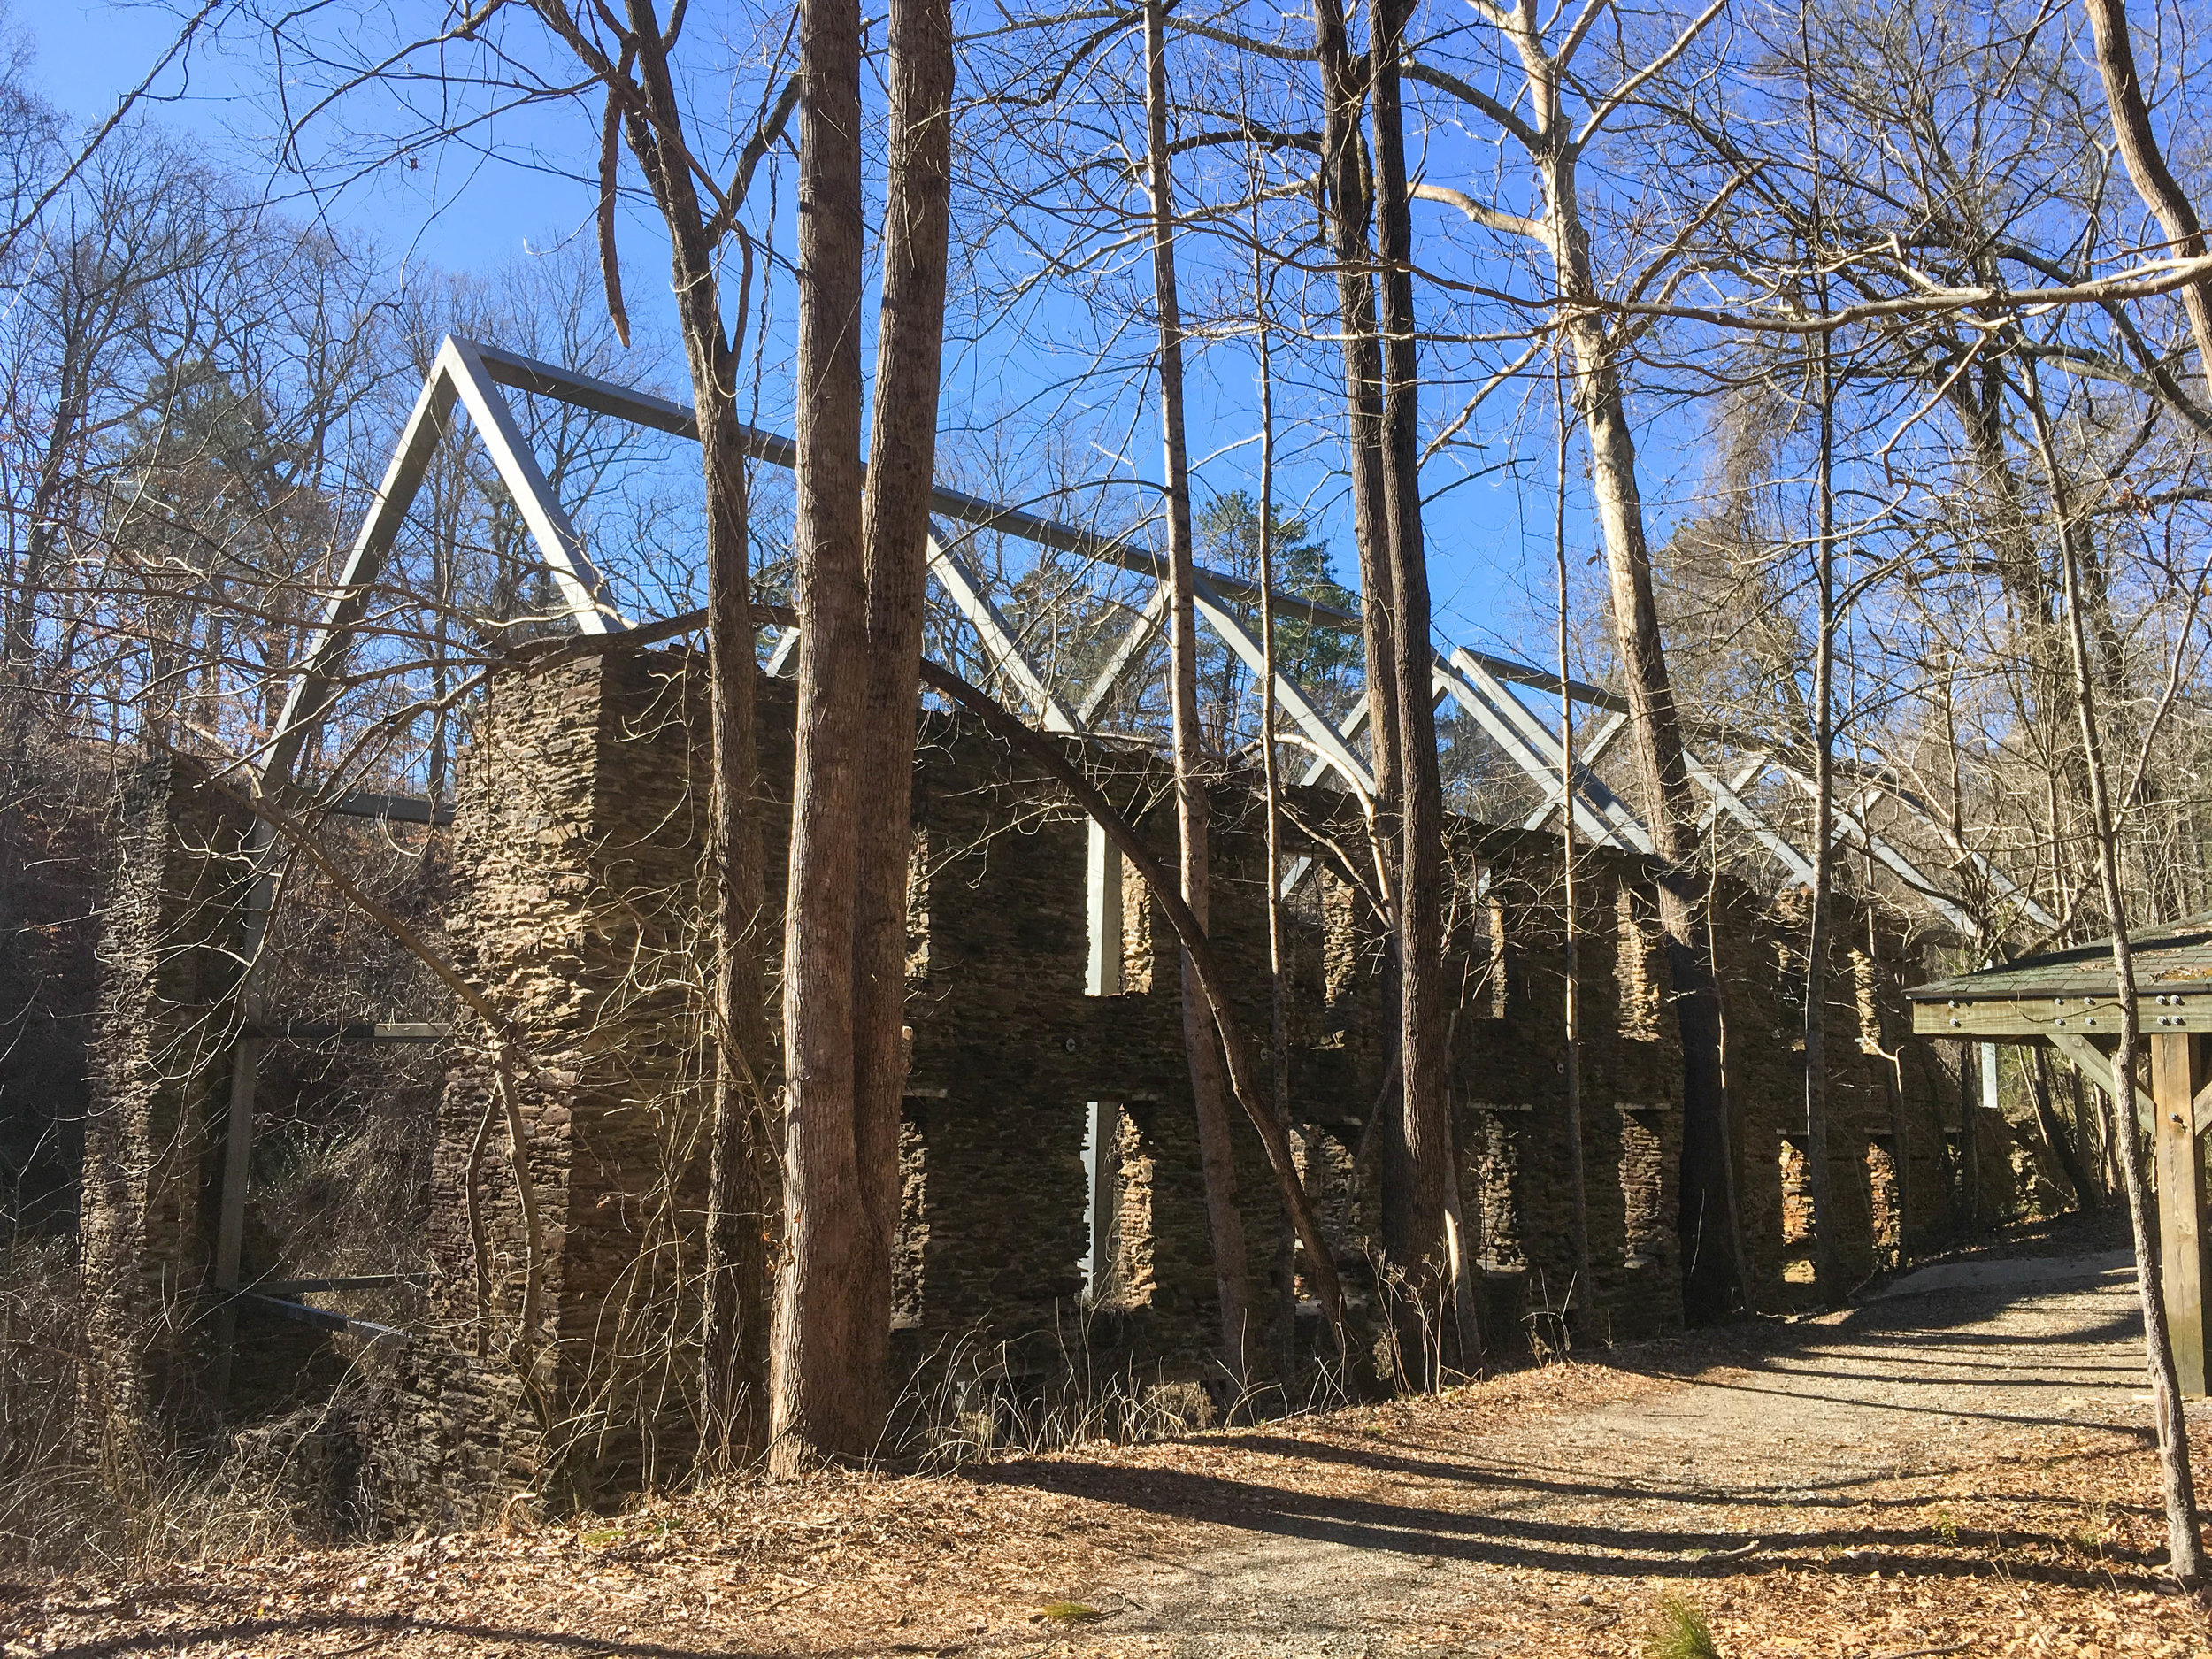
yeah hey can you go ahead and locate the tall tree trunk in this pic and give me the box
[1367,0,1456,1376]
[1546,152,1739,1316]
[2029,357,2205,1585]
[1311,0,1402,889]
[1255,293,1299,1380]
[695,380,773,1460]
[848,0,956,1449]
[1802,301,1842,1300]
[770,0,874,1471]
[1554,365,1593,1324]
[1143,0,1250,1389]
[605,0,776,1462]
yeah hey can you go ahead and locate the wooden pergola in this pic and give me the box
[1909,917,2212,1395]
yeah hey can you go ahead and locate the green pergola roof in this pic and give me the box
[1909,914,2212,1004]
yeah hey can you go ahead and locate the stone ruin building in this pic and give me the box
[49,636,2017,1530]
[6,336,2077,1534]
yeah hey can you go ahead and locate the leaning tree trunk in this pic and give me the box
[1143,0,1251,1389]
[1546,154,1740,1317]
[2084,0,2212,374]
[770,0,875,1472]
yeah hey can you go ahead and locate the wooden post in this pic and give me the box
[2151,1031,2208,1397]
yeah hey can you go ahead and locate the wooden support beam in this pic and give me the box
[2045,1031,2154,1134]
[2153,1033,2209,1398]
[1912,993,2212,1041]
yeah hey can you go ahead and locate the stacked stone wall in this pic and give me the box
[358,646,1989,1515]
[76,753,250,1455]
[380,649,728,1518]
[1717,886,1975,1308]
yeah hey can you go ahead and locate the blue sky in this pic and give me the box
[17,0,1684,680]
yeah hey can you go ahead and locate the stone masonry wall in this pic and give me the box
[364,645,1976,1516]
[77,753,250,1459]
[385,648,723,1517]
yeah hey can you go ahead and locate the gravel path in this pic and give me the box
[1056,1251,2172,1656]
[20,1249,2207,1659]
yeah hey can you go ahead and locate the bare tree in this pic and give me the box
[1142,0,1251,1388]
[1406,0,1745,1312]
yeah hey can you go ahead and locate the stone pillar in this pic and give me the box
[898,716,1091,1363]
[419,647,727,1509]
[78,754,250,1462]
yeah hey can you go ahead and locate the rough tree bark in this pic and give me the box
[1368,0,1459,1374]
[1253,268,1299,1377]
[1143,0,1251,1388]
[770,0,875,1471]
[534,0,784,1457]
[848,0,956,1453]
[2026,356,2205,1585]
[1310,0,1403,877]
[2083,0,2212,374]
[1801,290,1842,1300]
[1553,366,1593,1320]
[1406,0,1740,1317]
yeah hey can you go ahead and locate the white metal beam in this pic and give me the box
[1692,752,1766,837]
[1682,749,1820,887]
[1439,650,1649,853]
[926,529,1080,733]
[1077,582,1170,726]
[1191,574,1373,796]
[442,337,621,636]
[1515,709,1633,837]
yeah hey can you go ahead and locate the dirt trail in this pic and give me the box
[1048,1251,2172,1655]
[12,1252,2209,1659]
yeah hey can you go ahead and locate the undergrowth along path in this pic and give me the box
[8,1248,2208,1659]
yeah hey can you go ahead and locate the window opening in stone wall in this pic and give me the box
[1079,1099,1126,1301]
[1455,858,1502,1019]
[1867,1134,1902,1268]
[1778,1134,1816,1283]
[1084,822,1122,996]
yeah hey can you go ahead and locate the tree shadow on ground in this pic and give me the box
[972,1273,2164,1593]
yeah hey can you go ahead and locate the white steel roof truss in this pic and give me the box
[1076,582,1170,726]
[926,526,1082,733]
[1191,574,1374,798]
[1439,650,1650,854]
